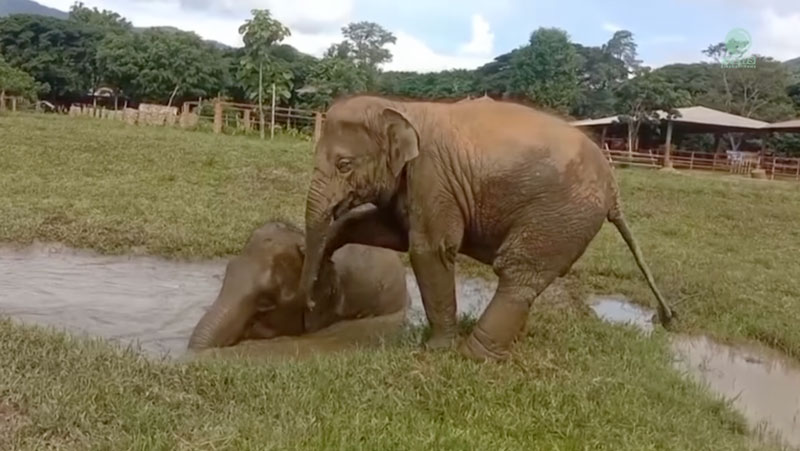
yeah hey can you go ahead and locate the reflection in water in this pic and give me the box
[590,296,800,450]
[0,243,494,359]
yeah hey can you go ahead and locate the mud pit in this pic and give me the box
[3,244,799,448]
[590,296,800,450]
[0,243,494,359]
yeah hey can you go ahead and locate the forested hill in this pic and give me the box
[0,0,68,19]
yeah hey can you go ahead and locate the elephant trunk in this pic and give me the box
[298,174,335,310]
[188,264,257,350]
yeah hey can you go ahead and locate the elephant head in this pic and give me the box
[188,221,342,350]
[298,96,420,308]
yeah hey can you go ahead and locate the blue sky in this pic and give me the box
[38,0,800,71]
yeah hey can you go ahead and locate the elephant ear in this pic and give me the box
[382,107,420,177]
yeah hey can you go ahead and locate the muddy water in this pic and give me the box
[6,244,797,447]
[0,243,493,359]
[590,296,800,450]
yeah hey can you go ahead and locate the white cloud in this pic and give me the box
[384,15,495,72]
[752,9,800,61]
[38,0,352,48]
[458,14,494,55]
[37,0,495,72]
[602,22,622,33]
[384,31,492,72]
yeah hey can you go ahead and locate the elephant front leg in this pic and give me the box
[409,236,460,350]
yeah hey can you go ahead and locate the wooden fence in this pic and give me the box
[181,100,324,141]
[602,148,800,181]
[0,95,23,112]
[56,98,327,142]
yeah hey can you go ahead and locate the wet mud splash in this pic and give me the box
[590,296,800,450]
[0,243,493,360]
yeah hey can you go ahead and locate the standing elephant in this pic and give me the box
[297,95,675,363]
[187,220,410,351]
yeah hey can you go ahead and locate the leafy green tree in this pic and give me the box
[326,21,396,89]
[68,1,131,32]
[471,49,520,98]
[0,14,103,100]
[302,56,367,109]
[571,43,628,118]
[614,68,691,161]
[510,27,581,115]
[602,30,642,73]
[0,54,38,101]
[701,44,795,121]
[97,28,227,105]
[238,9,291,138]
[377,69,478,100]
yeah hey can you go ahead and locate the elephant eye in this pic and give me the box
[336,158,353,173]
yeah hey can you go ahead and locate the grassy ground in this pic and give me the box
[1,113,797,449]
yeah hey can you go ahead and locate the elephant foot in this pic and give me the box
[423,330,457,350]
[457,329,510,363]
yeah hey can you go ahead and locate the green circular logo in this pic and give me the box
[724,28,751,61]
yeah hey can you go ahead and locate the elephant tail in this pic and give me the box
[607,205,675,328]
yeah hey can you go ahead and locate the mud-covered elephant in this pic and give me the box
[187,220,410,350]
[297,95,675,362]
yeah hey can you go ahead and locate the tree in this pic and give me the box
[238,9,291,139]
[97,28,228,105]
[614,68,691,162]
[0,14,103,101]
[603,30,642,73]
[0,55,39,103]
[68,1,131,32]
[571,43,628,118]
[303,57,368,109]
[326,21,396,89]
[510,27,581,115]
[472,48,520,98]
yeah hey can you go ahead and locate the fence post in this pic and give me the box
[690,152,695,170]
[11,97,17,112]
[796,159,800,181]
[213,99,223,134]
[313,112,323,145]
[270,83,276,140]
[712,153,717,171]
[771,157,776,180]
[243,110,251,132]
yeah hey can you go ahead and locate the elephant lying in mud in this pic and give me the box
[187,220,410,351]
[296,94,676,363]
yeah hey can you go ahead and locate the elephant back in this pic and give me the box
[330,244,409,319]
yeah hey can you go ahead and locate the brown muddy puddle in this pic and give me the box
[0,243,494,359]
[3,244,798,448]
[590,296,800,450]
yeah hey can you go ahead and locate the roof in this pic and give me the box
[764,119,800,131]
[570,115,621,127]
[570,105,770,132]
[660,106,769,130]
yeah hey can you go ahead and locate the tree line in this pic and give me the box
[1,2,799,153]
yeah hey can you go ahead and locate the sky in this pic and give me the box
[36,0,800,72]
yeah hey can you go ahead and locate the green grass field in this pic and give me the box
[2,112,799,449]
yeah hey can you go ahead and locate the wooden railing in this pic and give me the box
[181,100,324,140]
[602,148,800,181]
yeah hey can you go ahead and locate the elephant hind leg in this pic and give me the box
[458,220,596,362]
[458,269,559,362]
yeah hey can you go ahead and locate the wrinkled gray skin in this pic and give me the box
[298,95,675,363]
[187,220,409,350]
